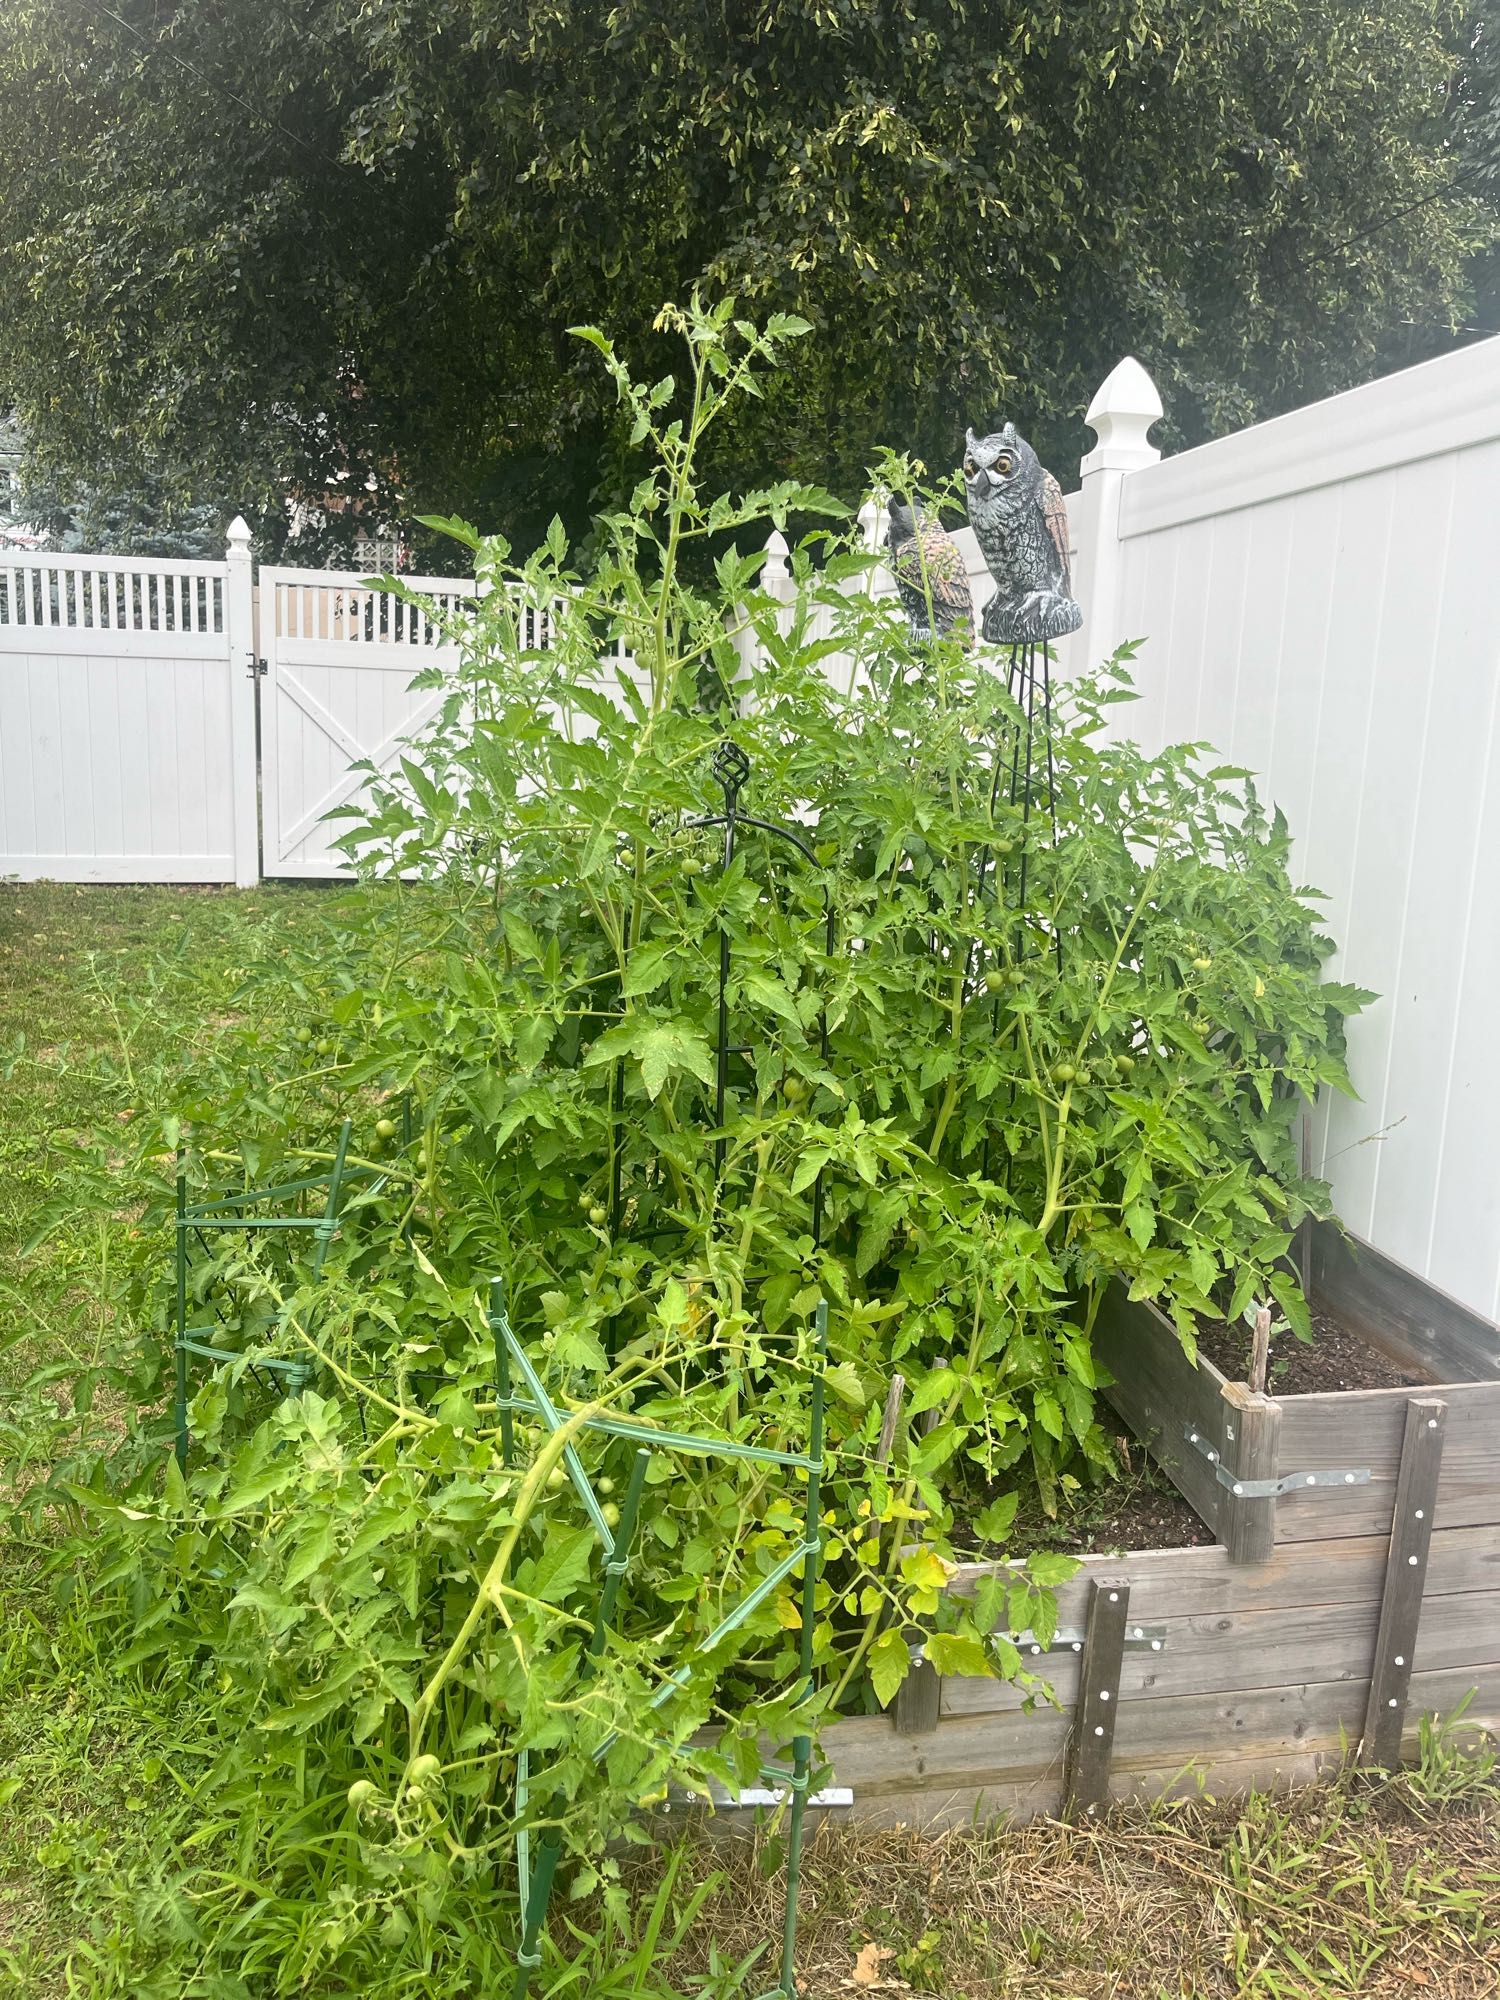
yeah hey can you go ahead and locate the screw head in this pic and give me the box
[1207,1451,1218,1464]
[1072,1642,1082,1653]
[1233,1483,1244,1496]
[1394,1656,1405,1667]
[1030,1643,1041,1655]
[1306,1475,1316,1486]
[1100,1690,1111,1702]
[1345,1474,1355,1484]
[1388,1698,1398,1708]
[1408,1555,1419,1567]
[1109,1591,1119,1603]
[1427,1417,1437,1429]
[1415,1509,1424,1520]
[1094,1725,1105,1737]
[1151,1639,1162,1651]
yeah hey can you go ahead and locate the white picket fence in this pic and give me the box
[3,335,1499,1319]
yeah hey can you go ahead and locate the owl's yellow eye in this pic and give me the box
[996,453,1014,475]
[963,458,976,476]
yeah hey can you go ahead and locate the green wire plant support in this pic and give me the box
[172,1114,399,1467]
[489,1278,829,2000]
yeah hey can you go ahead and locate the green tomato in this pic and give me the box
[315,1038,334,1056]
[679,856,705,877]
[1007,967,1026,987]
[995,837,1016,856]
[1115,1054,1135,1076]
[983,968,1006,994]
[546,1466,568,1492]
[1053,1063,1077,1084]
[408,1754,442,1788]
[596,1476,615,1497]
[347,1779,378,1809]
[374,1116,397,1140]
[601,1501,621,1528]
[1193,955,1213,971]
[782,1075,808,1102]
[588,1204,608,1226]
[294,1026,312,1044]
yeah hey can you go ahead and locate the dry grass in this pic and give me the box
[619,1762,1500,1999]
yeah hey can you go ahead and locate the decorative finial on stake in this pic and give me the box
[711,739,750,812]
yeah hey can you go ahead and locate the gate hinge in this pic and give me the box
[1184,1424,1369,1499]
[246,655,268,679]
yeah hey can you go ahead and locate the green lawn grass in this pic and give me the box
[1,882,1497,1999]
[0,882,364,1992]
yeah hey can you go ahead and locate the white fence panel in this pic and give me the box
[0,545,256,883]
[1085,336,1500,1323]
[259,567,474,879]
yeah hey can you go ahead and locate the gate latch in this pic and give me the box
[1184,1424,1369,1499]
[246,655,268,679]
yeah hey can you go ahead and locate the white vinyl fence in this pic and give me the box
[0,528,258,883]
[1058,340,1500,1326]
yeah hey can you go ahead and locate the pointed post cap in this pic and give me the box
[1081,357,1163,477]
[857,494,882,552]
[763,528,790,577]
[226,514,254,556]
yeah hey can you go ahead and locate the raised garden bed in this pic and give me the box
[809,1225,1500,1826]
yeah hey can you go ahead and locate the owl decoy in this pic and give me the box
[963,424,1082,645]
[885,496,974,647]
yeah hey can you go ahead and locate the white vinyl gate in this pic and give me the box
[258,566,473,879]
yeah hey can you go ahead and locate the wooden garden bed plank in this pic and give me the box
[1312,1224,1500,1385]
[1274,1387,1500,1538]
[817,1663,1500,1807]
[811,1706,1071,1796]
[940,1586,1500,1716]
[1093,1285,1229,1532]
[948,1521,1500,1624]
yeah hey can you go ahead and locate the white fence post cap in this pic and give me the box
[1081,357,1163,476]
[763,528,790,574]
[226,515,253,555]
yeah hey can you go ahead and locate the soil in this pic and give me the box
[962,1436,1216,1562]
[1194,1306,1432,1395]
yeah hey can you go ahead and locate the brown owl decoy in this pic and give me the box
[886,497,974,647]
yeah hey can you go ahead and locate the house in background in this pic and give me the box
[0,413,50,549]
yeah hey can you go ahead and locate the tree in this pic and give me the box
[0,0,1490,553]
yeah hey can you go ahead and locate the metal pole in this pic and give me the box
[490,1276,516,1468]
[173,1152,189,1471]
[778,1299,828,1996]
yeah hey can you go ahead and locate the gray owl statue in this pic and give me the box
[886,496,974,646]
[963,423,1081,645]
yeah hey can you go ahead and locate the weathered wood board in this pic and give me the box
[1095,1280,1500,1551]
[948,1521,1500,1622]
[942,1586,1500,1715]
[1092,1284,1229,1530]
[813,1662,1500,1826]
[1313,1223,1500,1385]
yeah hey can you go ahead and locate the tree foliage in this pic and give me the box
[0,0,1490,550]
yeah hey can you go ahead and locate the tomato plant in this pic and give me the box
[15,297,1371,1986]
